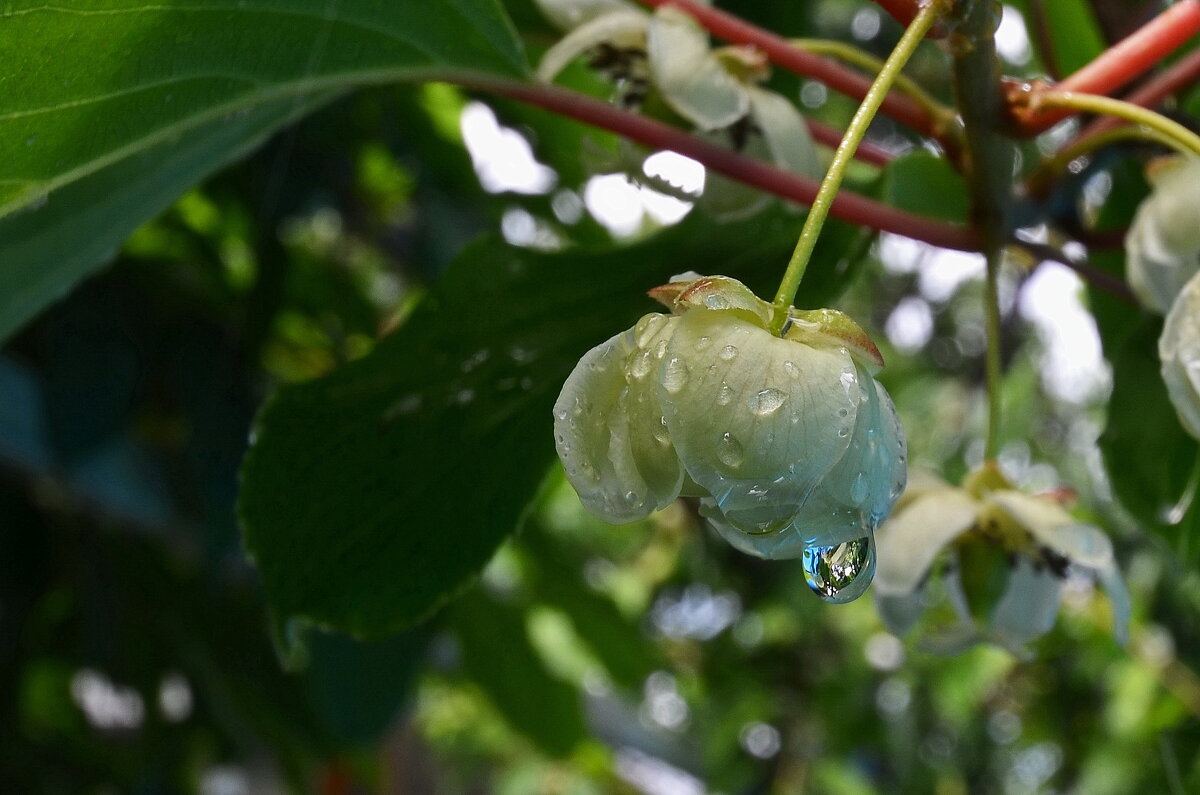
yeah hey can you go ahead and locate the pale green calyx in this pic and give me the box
[1125,156,1200,314]
[873,465,1130,655]
[1160,270,1200,440]
[553,275,907,602]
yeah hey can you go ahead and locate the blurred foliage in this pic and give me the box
[3,0,1200,794]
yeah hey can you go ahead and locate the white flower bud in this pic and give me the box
[1125,157,1200,314]
[553,275,907,602]
[1160,269,1200,440]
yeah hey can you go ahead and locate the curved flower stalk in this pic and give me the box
[1125,157,1200,314]
[552,274,907,602]
[873,466,1130,655]
[534,0,820,218]
[1161,270,1200,440]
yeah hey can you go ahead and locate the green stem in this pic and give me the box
[983,249,1003,460]
[789,37,958,133]
[950,0,1014,463]
[1028,90,1200,157]
[1027,124,1188,195]
[769,0,951,333]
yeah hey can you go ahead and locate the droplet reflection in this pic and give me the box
[801,536,875,603]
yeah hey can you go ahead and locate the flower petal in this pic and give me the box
[646,6,749,130]
[553,313,682,522]
[988,491,1115,569]
[659,310,858,541]
[1160,270,1200,440]
[1125,157,1200,314]
[1096,563,1132,646]
[745,86,820,180]
[874,489,978,595]
[537,9,649,83]
[536,0,638,31]
[987,558,1064,652]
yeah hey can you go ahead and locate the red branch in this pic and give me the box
[632,0,941,139]
[1012,0,1200,134]
[807,119,893,167]
[462,77,979,251]
[870,0,948,37]
[1075,49,1200,143]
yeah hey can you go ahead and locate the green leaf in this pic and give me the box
[877,152,970,225]
[239,209,820,654]
[1100,317,1200,553]
[0,0,527,340]
[1035,0,1106,76]
[451,591,586,757]
[302,627,432,746]
[522,527,660,690]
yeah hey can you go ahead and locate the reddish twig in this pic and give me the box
[459,76,979,251]
[870,0,949,37]
[1075,49,1200,144]
[806,119,893,167]
[1012,0,1200,134]
[632,0,942,140]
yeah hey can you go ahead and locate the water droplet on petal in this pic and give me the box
[654,339,668,358]
[695,335,713,351]
[705,294,730,309]
[718,432,745,468]
[624,490,640,505]
[717,382,734,405]
[629,349,655,379]
[783,360,799,377]
[802,537,875,603]
[719,345,739,361]
[748,388,785,416]
[662,356,690,393]
[850,472,869,505]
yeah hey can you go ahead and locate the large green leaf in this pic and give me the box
[238,208,852,653]
[0,0,527,340]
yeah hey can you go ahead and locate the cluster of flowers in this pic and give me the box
[541,0,1137,649]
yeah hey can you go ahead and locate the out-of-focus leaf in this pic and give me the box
[1100,317,1200,556]
[452,591,585,756]
[0,0,528,341]
[303,627,432,746]
[523,528,659,690]
[878,151,970,225]
[0,94,334,343]
[1009,0,1106,76]
[238,208,854,655]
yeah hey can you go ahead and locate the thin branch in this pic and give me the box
[458,75,980,251]
[806,119,894,167]
[631,0,943,140]
[1075,49,1200,144]
[1011,0,1200,134]
[1013,239,1136,304]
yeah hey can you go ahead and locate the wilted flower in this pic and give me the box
[534,0,819,218]
[1160,270,1200,440]
[873,465,1130,655]
[1125,156,1200,314]
[552,274,907,602]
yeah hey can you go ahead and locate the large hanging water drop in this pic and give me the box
[801,536,875,603]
